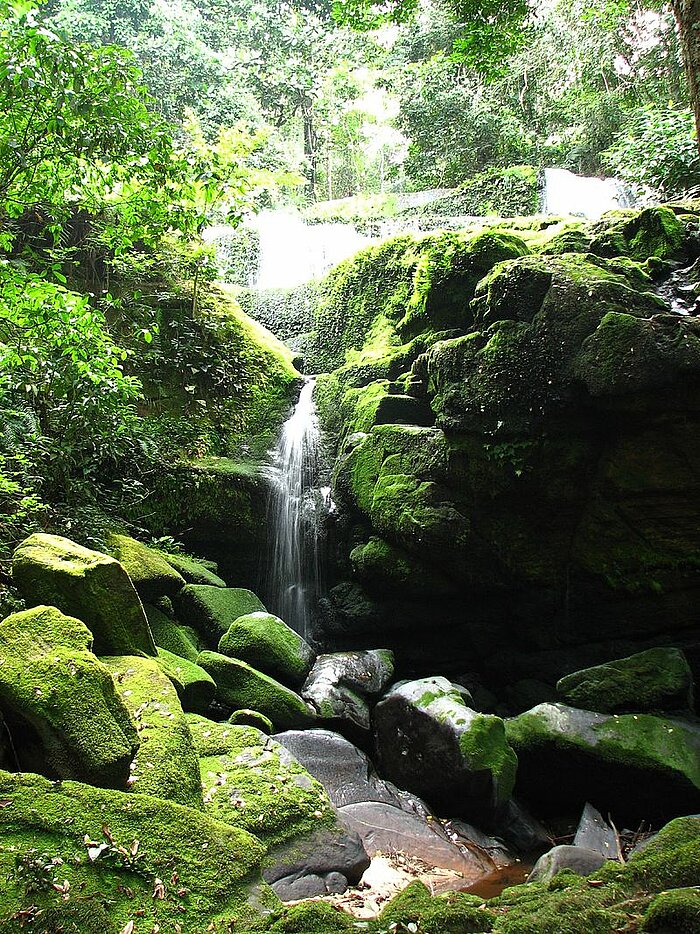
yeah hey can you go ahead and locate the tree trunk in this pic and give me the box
[671,0,700,152]
[302,99,318,201]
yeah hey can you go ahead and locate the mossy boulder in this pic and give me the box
[374,676,517,820]
[218,611,315,687]
[264,901,355,933]
[349,536,455,596]
[145,603,201,662]
[156,647,217,713]
[229,708,274,731]
[103,655,203,809]
[506,702,700,821]
[106,533,185,602]
[12,533,156,656]
[0,606,138,787]
[556,647,694,714]
[378,881,493,933]
[187,715,334,848]
[197,651,316,729]
[174,584,266,644]
[160,551,227,587]
[0,769,269,933]
[591,206,686,261]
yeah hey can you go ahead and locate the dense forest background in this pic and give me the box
[1,0,699,592]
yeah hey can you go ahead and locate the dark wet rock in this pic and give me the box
[527,844,607,883]
[262,824,370,888]
[374,677,517,821]
[492,798,552,853]
[573,803,619,860]
[339,801,495,878]
[301,650,394,729]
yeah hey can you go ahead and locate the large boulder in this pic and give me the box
[527,844,607,883]
[0,769,269,933]
[12,533,156,656]
[506,702,700,822]
[374,677,517,820]
[301,650,394,729]
[556,647,694,713]
[145,603,201,662]
[187,716,369,901]
[0,606,138,787]
[103,655,203,809]
[175,584,266,644]
[218,611,315,687]
[106,533,185,602]
[197,651,315,730]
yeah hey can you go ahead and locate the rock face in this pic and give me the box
[197,651,315,730]
[373,677,517,820]
[556,647,694,713]
[527,845,607,883]
[506,702,700,822]
[103,655,203,809]
[0,606,138,787]
[311,212,700,686]
[301,650,395,729]
[12,533,156,656]
[218,611,315,687]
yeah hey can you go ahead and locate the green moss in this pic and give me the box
[640,887,700,932]
[625,816,700,890]
[146,603,201,662]
[265,900,355,933]
[197,651,316,729]
[159,551,227,587]
[590,206,686,261]
[103,655,204,809]
[174,584,266,644]
[0,769,269,933]
[228,708,273,732]
[155,646,217,713]
[458,714,518,804]
[218,611,314,687]
[12,533,156,657]
[187,715,335,848]
[349,536,454,594]
[105,533,185,602]
[0,606,138,788]
[379,881,493,932]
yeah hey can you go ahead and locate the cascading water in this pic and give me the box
[541,167,638,219]
[263,378,329,639]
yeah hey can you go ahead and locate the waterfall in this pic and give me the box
[541,167,638,219]
[263,378,328,639]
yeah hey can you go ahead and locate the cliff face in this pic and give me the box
[311,205,700,691]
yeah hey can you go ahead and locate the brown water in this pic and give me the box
[462,862,533,899]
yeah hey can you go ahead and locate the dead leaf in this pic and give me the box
[153,878,166,900]
[0,799,12,808]
[121,923,134,934]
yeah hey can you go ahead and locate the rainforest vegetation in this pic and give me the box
[1,0,700,931]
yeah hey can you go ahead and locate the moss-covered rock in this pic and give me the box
[349,536,455,595]
[0,606,138,787]
[640,887,700,931]
[156,647,217,713]
[12,533,156,656]
[187,715,334,848]
[374,677,517,820]
[174,584,266,644]
[145,603,201,662]
[0,769,269,933]
[264,900,355,933]
[229,708,274,731]
[218,612,315,687]
[103,655,203,809]
[379,880,493,933]
[160,551,227,587]
[506,702,700,821]
[591,206,686,261]
[197,651,316,729]
[556,647,694,714]
[106,533,185,602]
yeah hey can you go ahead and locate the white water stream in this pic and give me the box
[541,167,637,219]
[263,378,328,639]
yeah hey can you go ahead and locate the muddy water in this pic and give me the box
[462,862,533,899]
